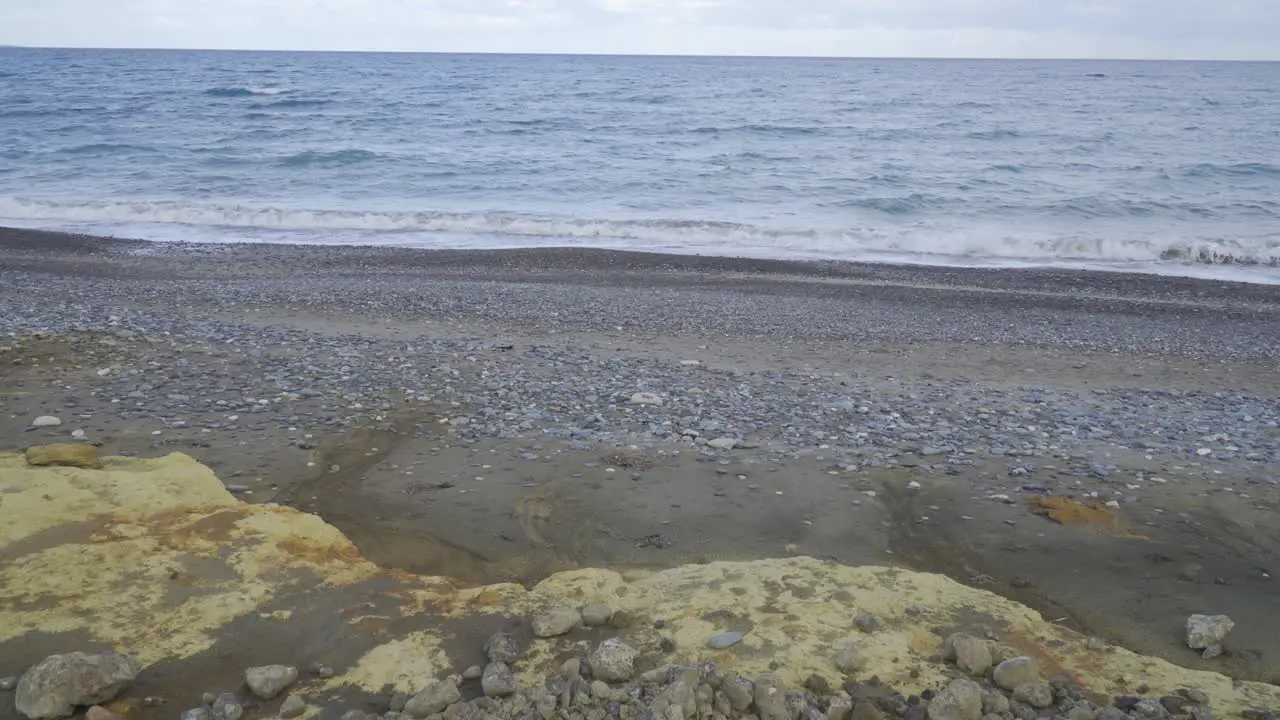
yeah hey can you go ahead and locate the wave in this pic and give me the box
[276,149,382,167]
[1182,162,1280,179]
[251,98,331,109]
[56,143,158,155]
[1,197,1277,273]
[205,87,287,98]
[967,129,1023,140]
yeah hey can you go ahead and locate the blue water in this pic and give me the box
[2,48,1279,282]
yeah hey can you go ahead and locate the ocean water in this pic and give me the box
[2,48,1279,282]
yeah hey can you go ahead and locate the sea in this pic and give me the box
[2,48,1279,283]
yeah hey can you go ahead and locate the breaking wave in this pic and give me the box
[204,87,287,98]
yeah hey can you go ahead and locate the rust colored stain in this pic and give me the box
[275,535,365,566]
[1026,497,1142,538]
[470,588,505,607]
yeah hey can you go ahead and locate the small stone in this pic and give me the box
[280,695,307,719]
[481,663,517,697]
[531,608,581,638]
[309,663,335,678]
[1177,689,1209,706]
[993,657,1040,691]
[581,603,614,627]
[404,681,461,718]
[562,658,582,679]
[827,697,853,720]
[981,693,1010,715]
[589,639,638,682]
[751,676,792,720]
[853,613,880,633]
[1201,645,1223,660]
[181,709,213,720]
[70,429,87,440]
[212,692,242,720]
[630,393,663,406]
[1159,697,1189,715]
[804,675,831,695]
[850,701,885,720]
[86,706,126,720]
[1067,707,1097,720]
[24,443,103,469]
[1186,615,1233,649]
[722,676,754,712]
[834,644,866,674]
[1012,683,1054,709]
[32,416,62,427]
[245,665,298,700]
[927,679,983,720]
[389,692,409,712]
[15,651,141,720]
[462,666,483,681]
[708,632,744,650]
[952,635,994,676]
[707,438,739,450]
[0,677,16,691]
[483,632,520,664]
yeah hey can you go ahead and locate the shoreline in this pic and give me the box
[3,224,1280,689]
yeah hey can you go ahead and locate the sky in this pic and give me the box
[2,0,1277,60]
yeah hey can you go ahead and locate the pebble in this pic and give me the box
[244,665,299,700]
[32,415,62,427]
[581,603,614,627]
[279,695,307,719]
[531,607,581,637]
[707,631,745,649]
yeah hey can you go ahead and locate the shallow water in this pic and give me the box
[2,49,1279,282]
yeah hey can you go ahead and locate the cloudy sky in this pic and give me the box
[2,0,1277,60]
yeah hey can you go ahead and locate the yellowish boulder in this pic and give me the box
[24,443,103,470]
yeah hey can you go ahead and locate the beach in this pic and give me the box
[3,225,1279,701]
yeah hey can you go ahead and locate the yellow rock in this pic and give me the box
[24,443,104,470]
[0,451,1277,715]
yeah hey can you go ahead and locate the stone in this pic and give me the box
[1012,683,1054,709]
[245,665,298,700]
[483,633,520,664]
[481,664,517,697]
[589,639,638,682]
[15,652,141,720]
[181,709,213,720]
[531,608,581,638]
[752,676,795,720]
[581,603,614,627]
[804,675,831,695]
[827,697,853,720]
[927,679,983,720]
[834,643,866,674]
[1067,706,1097,720]
[212,692,242,720]
[707,438,739,450]
[1185,615,1234,649]
[721,675,754,712]
[708,632,744,649]
[993,657,1040,691]
[981,693,1010,715]
[1177,689,1209,706]
[32,416,62,428]
[280,695,307,719]
[1,677,17,691]
[952,635,994,676]
[462,666,483,681]
[850,701,885,720]
[1201,645,1223,660]
[24,444,103,470]
[405,681,462,718]
[853,613,879,633]
[630,393,663,406]
[85,706,126,720]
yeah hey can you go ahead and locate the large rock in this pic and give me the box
[24,444,102,470]
[1186,615,1234,650]
[245,665,298,700]
[531,607,580,638]
[1012,682,1054,709]
[589,638,638,682]
[993,657,1040,691]
[952,635,993,676]
[927,679,983,720]
[753,675,796,720]
[481,663,516,697]
[404,680,461,717]
[15,652,140,720]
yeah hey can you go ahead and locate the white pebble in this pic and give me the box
[31,415,62,428]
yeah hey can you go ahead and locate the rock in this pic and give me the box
[827,697,853,720]
[309,663,335,678]
[589,639,638,682]
[561,658,582,679]
[850,701,885,720]
[32,416,62,428]
[15,652,141,720]
[928,679,983,720]
[211,692,242,720]
[581,603,614,627]
[70,430,87,440]
[483,633,520,664]
[708,632,744,649]
[531,607,581,638]
[706,438,739,450]
[993,657,1040,691]
[1,677,17,691]
[1012,683,1054,709]
[804,674,831,695]
[181,708,212,720]
[24,444,103,470]
[279,695,307,719]
[833,643,866,674]
[404,681,461,717]
[752,676,795,720]
[1201,645,1223,660]
[981,692,1010,715]
[481,663,517,697]
[1177,689,1209,706]
[852,613,879,633]
[1067,706,1097,720]
[244,665,298,700]
[85,706,126,720]
[1186,615,1234,649]
[953,635,994,676]
[721,675,754,712]
[630,393,663,406]
[462,666,483,681]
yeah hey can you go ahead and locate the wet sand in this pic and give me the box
[2,227,1279,688]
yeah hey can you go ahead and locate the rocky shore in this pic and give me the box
[2,227,1279,719]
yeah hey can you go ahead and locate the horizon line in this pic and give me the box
[0,44,1276,63]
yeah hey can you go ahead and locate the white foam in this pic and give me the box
[2,197,1277,284]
